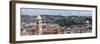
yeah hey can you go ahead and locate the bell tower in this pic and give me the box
[36,15,42,35]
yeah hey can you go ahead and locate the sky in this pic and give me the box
[21,8,92,16]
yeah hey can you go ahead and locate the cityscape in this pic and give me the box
[20,8,92,36]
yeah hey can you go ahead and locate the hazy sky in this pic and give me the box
[21,8,92,16]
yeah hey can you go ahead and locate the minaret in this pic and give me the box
[36,15,42,35]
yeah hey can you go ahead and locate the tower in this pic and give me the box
[36,15,42,35]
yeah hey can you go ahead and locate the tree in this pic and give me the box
[55,16,89,27]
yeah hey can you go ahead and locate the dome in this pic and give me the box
[36,15,42,19]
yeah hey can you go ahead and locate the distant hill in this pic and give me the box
[21,15,92,26]
[21,15,65,23]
